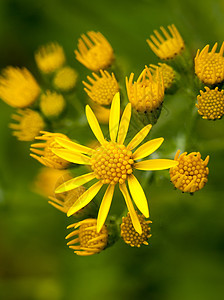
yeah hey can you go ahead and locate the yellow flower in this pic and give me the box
[53,66,78,91]
[75,31,114,71]
[52,93,178,234]
[121,212,152,247]
[170,150,209,193]
[126,66,164,112]
[83,70,119,106]
[9,109,45,141]
[195,42,224,85]
[90,102,110,124]
[147,24,185,60]
[66,219,108,256]
[40,90,65,119]
[0,66,40,108]
[149,63,175,90]
[196,86,224,120]
[35,42,66,74]
[30,131,71,169]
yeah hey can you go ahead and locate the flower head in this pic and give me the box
[170,150,209,193]
[75,31,114,71]
[40,90,65,119]
[196,87,224,120]
[126,66,164,112]
[53,66,78,91]
[35,42,65,74]
[83,70,119,105]
[66,219,108,256]
[149,63,175,90]
[30,131,71,169]
[0,67,40,108]
[52,93,178,234]
[9,109,45,141]
[121,212,152,247]
[90,103,110,124]
[195,42,224,85]
[147,24,184,60]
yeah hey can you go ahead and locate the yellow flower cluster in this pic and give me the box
[40,90,65,119]
[150,63,175,90]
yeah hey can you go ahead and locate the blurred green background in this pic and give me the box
[1,0,224,299]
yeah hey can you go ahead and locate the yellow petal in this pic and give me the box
[86,105,105,144]
[97,184,115,232]
[109,92,120,142]
[52,149,91,165]
[55,138,94,155]
[55,172,96,193]
[67,181,103,216]
[133,137,164,160]
[117,103,132,144]
[119,183,142,235]
[127,174,149,218]
[135,159,179,170]
[127,124,152,150]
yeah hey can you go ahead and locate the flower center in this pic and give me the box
[91,142,134,185]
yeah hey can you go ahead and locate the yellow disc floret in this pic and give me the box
[91,142,134,185]
[75,31,114,71]
[83,70,119,106]
[66,219,108,256]
[0,66,40,108]
[147,24,185,60]
[121,212,152,247]
[40,90,65,119]
[196,87,224,120]
[9,109,45,141]
[170,150,209,193]
[35,42,66,74]
[53,66,78,91]
[195,42,224,85]
[150,63,175,90]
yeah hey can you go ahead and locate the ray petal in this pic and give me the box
[117,103,132,144]
[135,159,179,170]
[86,105,105,144]
[55,138,94,155]
[127,124,152,150]
[52,149,91,165]
[109,92,120,142]
[133,138,164,160]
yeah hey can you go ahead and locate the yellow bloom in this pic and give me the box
[196,87,224,120]
[149,63,175,90]
[75,31,114,71]
[53,66,78,91]
[9,109,45,141]
[30,131,71,169]
[195,42,224,85]
[0,66,40,108]
[121,212,152,247]
[52,93,178,234]
[66,219,108,256]
[40,90,65,119]
[170,150,209,193]
[35,42,65,74]
[126,66,164,112]
[147,24,185,60]
[83,70,119,106]
[90,102,110,124]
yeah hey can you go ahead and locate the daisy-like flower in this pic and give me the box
[35,42,66,74]
[195,42,224,85]
[30,131,71,169]
[75,31,114,71]
[9,109,45,141]
[121,212,152,247]
[0,66,40,108]
[66,219,108,256]
[53,66,78,92]
[126,66,164,113]
[149,63,175,90]
[146,24,185,60]
[83,70,119,106]
[170,150,209,193]
[196,87,224,120]
[40,90,65,119]
[52,93,178,234]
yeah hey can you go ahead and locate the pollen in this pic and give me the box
[126,66,164,113]
[195,42,224,85]
[149,63,175,90]
[170,150,209,193]
[66,219,108,256]
[147,24,185,60]
[9,109,45,141]
[83,70,119,106]
[40,90,65,119]
[91,142,134,184]
[196,86,224,120]
[35,42,66,74]
[121,212,152,247]
[53,66,78,91]
[75,31,114,71]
